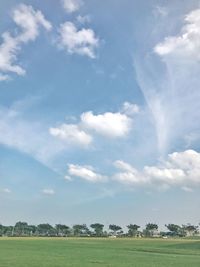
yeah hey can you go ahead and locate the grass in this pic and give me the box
[0,237,200,267]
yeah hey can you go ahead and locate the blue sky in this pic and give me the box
[0,0,200,229]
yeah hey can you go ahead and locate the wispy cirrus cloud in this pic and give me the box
[0,99,139,175]
[0,101,67,169]
[134,6,200,154]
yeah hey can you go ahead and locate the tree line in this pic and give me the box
[0,222,199,238]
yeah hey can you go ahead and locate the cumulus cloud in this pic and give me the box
[0,4,52,80]
[113,150,200,189]
[154,8,200,59]
[121,102,140,116]
[62,0,83,13]
[50,102,137,144]
[42,189,55,195]
[49,124,92,146]
[144,166,185,185]
[114,169,146,185]
[58,22,99,58]
[13,4,52,43]
[113,160,149,185]
[114,160,137,173]
[68,164,107,182]
[81,111,132,138]
[167,149,200,170]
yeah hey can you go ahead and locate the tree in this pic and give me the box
[182,224,198,237]
[165,224,181,236]
[27,225,37,236]
[37,223,55,236]
[90,223,104,236]
[109,224,122,236]
[144,223,158,237]
[14,221,28,236]
[72,224,90,236]
[127,224,140,237]
[0,224,3,236]
[55,224,70,236]
[2,226,13,236]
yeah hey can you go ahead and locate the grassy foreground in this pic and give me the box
[0,237,200,267]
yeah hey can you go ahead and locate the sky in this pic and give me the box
[0,0,200,229]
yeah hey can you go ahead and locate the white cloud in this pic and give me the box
[76,15,91,24]
[154,8,200,59]
[1,188,11,193]
[50,102,137,145]
[113,150,200,189]
[81,111,132,138]
[182,186,193,192]
[144,166,186,185]
[153,6,168,18]
[49,124,92,146]
[168,149,200,170]
[0,4,52,79]
[0,73,10,81]
[68,164,107,182]
[64,175,72,181]
[114,160,136,173]
[13,4,52,43]
[42,189,55,195]
[62,0,83,13]
[0,32,24,76]
[113,160,148,185]
[50,103,136,150]
[114,170,146,185]
[121,102,140,116]
[135,7,200,154]
[166,150,200,184]
[58,22,99,58]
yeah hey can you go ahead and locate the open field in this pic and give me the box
[0,238,200,267]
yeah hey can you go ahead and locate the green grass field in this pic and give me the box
[0,238,200,267]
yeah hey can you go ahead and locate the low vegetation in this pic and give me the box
[0,238,200,267]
